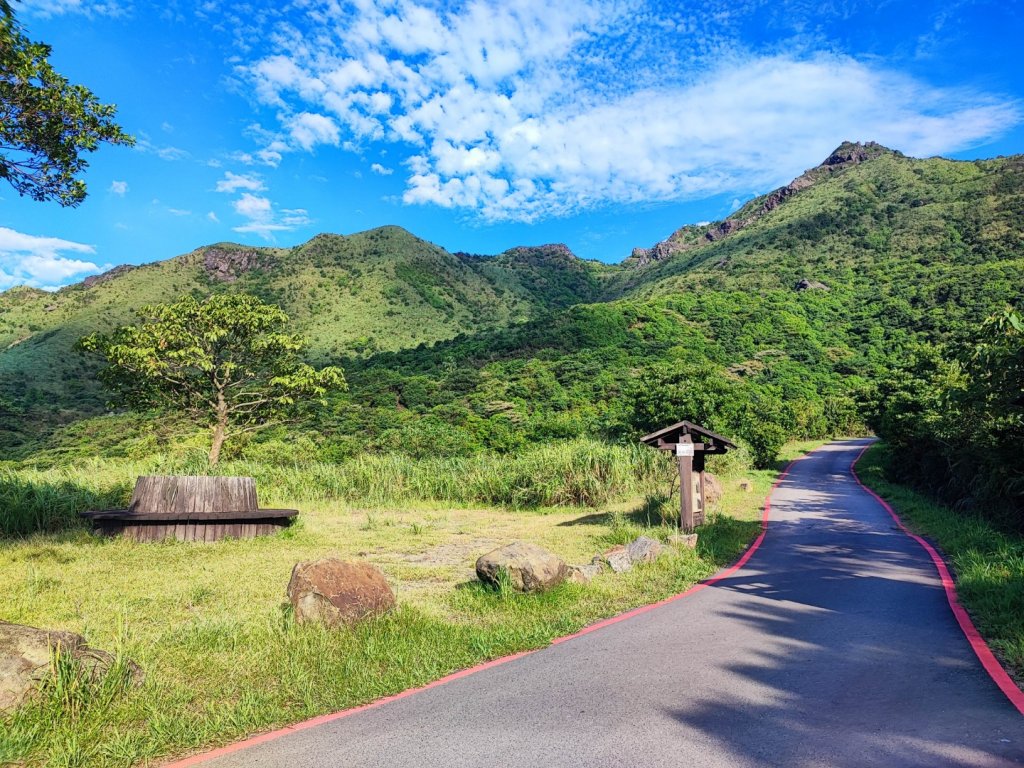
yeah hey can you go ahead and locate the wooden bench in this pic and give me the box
[81,476,297,542]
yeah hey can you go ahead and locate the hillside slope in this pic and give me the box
[0,226,600,441]
[613,144,1024,341]
[3,143,1023,457]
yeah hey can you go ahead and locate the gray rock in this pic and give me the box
[288,558,396,626]
[475,541,567,592]
[603,545,633,573]
[668,533,699,549]
[627,536,664,563]
[795,277,830,291]
[566,563,603,585]
[0,621,140,712]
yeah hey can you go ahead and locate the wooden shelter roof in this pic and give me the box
[639,420,737,450]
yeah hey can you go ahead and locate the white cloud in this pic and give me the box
[135,134,191,162]
[0,227,100,290]
[287,112,342,151]
[233,193,273,221]
[109,180,128,196]
[207,211,220,223]
[370,163,393,175]
[237,0,1021,222]
[215,171,266,193]
[231,194,311,240]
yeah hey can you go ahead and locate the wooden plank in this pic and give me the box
[127,475,260,515]
[81,509,297,522]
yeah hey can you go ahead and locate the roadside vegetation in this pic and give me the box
[865,308,1023,531]
[0,442,816,768]
[856,443,1024,678]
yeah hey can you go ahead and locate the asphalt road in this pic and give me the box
[192,439,1024,767]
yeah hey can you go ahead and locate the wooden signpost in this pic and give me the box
[640,421,736,531]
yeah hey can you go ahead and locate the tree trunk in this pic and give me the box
[208,394,228,466]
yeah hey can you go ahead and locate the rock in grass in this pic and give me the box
[627,536,664,563]
[475,541,567,592]
[603,545,633,573]
[288,558,396,627]
[0,621,140,712]
[566,563,603,585]
[668,533,699,549]
[704,473,724,506]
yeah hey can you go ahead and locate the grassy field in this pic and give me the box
[0,441,819,768]
[855,443,1024,683]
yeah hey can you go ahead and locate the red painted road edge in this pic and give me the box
[160,456,804,767]
[851,444,1024,716]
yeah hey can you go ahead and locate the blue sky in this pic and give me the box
[1,0,1022,290]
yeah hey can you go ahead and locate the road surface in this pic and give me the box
[185,440,1024,767]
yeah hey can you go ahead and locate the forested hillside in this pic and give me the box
[3,143,1022,515]
[0,226,609,440]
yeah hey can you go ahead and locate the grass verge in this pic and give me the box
[855,442,1024,684]
[0,441,818,768]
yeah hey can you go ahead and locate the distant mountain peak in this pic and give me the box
[626,140,903,268]
[821,141,901,169]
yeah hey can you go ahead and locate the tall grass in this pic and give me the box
[1,440,671,536]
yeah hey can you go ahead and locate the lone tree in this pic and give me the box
[1,2,134,206]
[79,294,345,465]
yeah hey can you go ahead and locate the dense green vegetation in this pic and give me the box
[865,307,1024,527]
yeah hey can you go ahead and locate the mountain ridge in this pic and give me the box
[3,141,1023,449]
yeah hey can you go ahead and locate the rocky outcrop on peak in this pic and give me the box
[202,247,271,282]
[625,141,900,269]
[823,141,896,167]
[628,240,677,268]
[81,265,136,289]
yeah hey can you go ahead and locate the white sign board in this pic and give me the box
[675,442,695,457]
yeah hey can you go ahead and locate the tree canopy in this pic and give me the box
[79,293,346,464]
[0,4,134,206]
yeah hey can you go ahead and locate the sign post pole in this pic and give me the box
[676,435,695,531]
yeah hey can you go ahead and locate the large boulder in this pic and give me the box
[288,558,396,627]
[475,541,567,592]
[627,536,664,564]
[0,621,139,712]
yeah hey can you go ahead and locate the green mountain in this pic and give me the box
[0,226,607,436]
[613,141,1023,330]
[3,142,1023,463]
